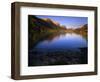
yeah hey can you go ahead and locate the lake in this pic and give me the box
[28,33,88,66]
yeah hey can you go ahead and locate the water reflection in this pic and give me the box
[34,33,87,51]
[28,33,88,66]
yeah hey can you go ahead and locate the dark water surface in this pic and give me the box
[28,33,88,66]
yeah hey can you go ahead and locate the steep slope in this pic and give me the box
[75,24,87,32]
[28,15,65,32]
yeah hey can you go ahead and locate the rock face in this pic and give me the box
[28,15,67,32]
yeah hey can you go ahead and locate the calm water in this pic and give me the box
[29,33,88,66]
[30,33,87,52]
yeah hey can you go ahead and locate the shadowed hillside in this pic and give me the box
[28,15,66,32]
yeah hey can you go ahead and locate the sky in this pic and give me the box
[36,15,88,29]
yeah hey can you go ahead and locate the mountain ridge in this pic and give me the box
[29,15,87,32]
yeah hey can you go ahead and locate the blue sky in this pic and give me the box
[36,15,88,29]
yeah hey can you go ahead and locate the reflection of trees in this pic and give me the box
[45,32,66,41]
[29,30,87,50]
[29,31,67,49]
[72,31,87,41]
[29,24,88,49]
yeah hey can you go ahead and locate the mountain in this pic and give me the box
[28,15,67,32]
[79,24,87,31]
[42,18,60,26]
[74,24,87,32]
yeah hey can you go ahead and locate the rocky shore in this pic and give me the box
[28,48,87,66]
